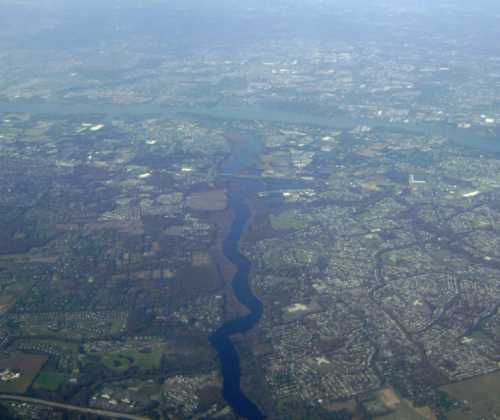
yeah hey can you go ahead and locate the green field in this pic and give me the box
[102,345,162,372]
[441,371,500,420]
[102,353,131,371]
[33,371,67,391]
[374,400,431,420]
[0,353,48,394]
[269,210,309,231]
[11,338,80,371]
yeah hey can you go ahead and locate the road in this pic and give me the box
[0,394,150,420]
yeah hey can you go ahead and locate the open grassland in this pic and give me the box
[33,371,67,392]
[186,190,227,211]
[0,353,47,393]
[102,345,162,372]
[441,371,500,420]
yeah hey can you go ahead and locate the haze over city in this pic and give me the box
[0,1,499,419]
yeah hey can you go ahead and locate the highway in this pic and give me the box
[0,394,151,420]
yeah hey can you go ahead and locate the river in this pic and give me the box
[1,102,499,152]
[209,186,264,420]
[207,126,265,419]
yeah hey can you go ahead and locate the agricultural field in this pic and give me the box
[0,353,47,393]
[186,190,228,211]
[101,344,163,372]
[441,371,500,420]
[374,400,437,420]
[33,371,67,392]
[10,338,80,373]
[269,209,309,231]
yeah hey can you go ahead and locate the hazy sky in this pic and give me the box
[1,0,499,53]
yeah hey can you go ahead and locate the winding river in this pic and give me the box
[208,128,265,419]
[209,187,264,420]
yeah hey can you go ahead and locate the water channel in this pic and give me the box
[1,102,499,152]
[209,186,264,420]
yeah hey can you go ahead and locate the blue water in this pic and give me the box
[208,129,265,419]
[209,188,264,420]
[1,101,499,152]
